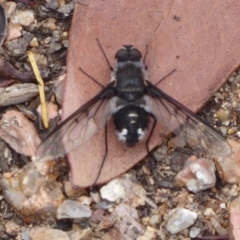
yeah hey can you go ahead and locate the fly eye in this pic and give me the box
[129,48,142,59]
[115,48,128,60]
[115,45,142,62]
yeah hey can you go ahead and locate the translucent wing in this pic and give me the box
[35,83,115,161]
[146,81,232,157]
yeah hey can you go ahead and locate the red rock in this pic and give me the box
[65,0,240,187]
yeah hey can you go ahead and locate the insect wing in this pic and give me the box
[35,84,115,162]
[146,81,231,157]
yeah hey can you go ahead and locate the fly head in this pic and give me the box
[115,45,142,62]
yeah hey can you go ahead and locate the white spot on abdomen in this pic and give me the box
[117,128,128,141]
[137,128,146,140]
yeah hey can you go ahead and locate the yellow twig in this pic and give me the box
[27,51,49,128]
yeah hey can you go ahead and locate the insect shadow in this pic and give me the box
[35,39,232,186]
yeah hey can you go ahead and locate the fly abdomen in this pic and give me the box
[113,105,150,147]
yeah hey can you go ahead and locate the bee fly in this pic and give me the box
[36,40,232,183]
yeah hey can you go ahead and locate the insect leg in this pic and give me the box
[145,115,161,185]
[143,44,149,68]
[154,69,176,86]
[79,67,104,88]
[143,45,175,83]
[146,114,157,156]
[96,38,113,71]
[92,123,109,185]
[78,38,114,89]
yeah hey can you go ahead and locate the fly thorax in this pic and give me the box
[115,63,146,101]
[113,105,150,147]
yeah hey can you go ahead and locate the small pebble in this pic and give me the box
[175,157,216,193]
[3,2,17,17]
[29,227,69,240]
[168,136,186,149]
[166,208,197,234]
[100,179,126,202]
[189,227,201,238]
[10,9,35,27]
[149,214,161,227]
[210,217,228,235]
[215,108,230,121]
[29,37,38,47]
[77,196,92,206]
[228,128,237,135]
[42,17,57,30]
[57,200,92,219]
[6,23,22,41]
[64,181,83,198]
[5,221,20,235]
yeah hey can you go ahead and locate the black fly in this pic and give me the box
[35,41,232,182]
